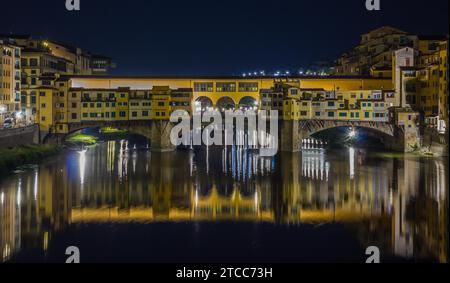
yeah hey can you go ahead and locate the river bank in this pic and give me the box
[0,144,62,177]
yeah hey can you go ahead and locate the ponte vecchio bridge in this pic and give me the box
[27,75,423,153]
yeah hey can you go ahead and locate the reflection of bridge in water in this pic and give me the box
[0,141,448,262]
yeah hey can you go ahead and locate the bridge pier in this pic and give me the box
[280,120,302,152]
[388,108,422,153]
[390,124,421,153]
[149,120,176,152]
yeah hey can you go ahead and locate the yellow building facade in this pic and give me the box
[20,75,396,134]
[0,41,21,115]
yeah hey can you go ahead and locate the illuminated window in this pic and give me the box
[216,82,236,92]
[238,82,258,92]
[194,82,213,92]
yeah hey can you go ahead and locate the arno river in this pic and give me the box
[0,137,448,262]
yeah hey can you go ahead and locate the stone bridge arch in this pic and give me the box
[195,96,214,110]
[281,119,400,152]
[238,96,258,109]
[216,96,236,110]
[44,120,175,152]
[299,120,395,137]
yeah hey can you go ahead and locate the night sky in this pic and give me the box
[1,0,448,75]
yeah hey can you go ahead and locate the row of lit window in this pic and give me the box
[82,102,129,108]
[194,82,258,92]
[77,110,170,119]
[285,111,385,118]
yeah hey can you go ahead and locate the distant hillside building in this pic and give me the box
[333,26,417,76]
[90,54,116,75]
[392,38,448,133]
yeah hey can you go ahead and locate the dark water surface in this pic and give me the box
[0,139,448,262]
